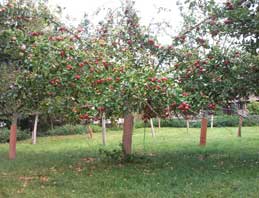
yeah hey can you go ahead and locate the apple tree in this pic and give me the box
[172,0,259,142]
[0,0,62,158]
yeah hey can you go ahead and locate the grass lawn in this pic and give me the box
[1,126,259,198]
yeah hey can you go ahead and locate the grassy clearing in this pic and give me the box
[1,127,259,198]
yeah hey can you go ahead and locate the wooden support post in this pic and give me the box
[50,118,54,130]
[102,113,107,145]
[200,117,208,146]
[9,114,18,160]
[150,118,155,137]
[237,116,243,137]
[122,113,134,155]
[87,125,93,139]
[185,115,190,133]
[186,119,190,133]
[32,113,39,144]
[210,114,214,129]
[158,118,161,129]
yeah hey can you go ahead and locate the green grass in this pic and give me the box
[1,127,259,198]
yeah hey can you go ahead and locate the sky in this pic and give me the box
[47,0,183,44]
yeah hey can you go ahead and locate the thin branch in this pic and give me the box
[154,17,211,71]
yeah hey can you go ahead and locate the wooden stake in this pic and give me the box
[102,113,107,145]
[237,116,243,137]
[158,118,161,129]
[32,113,39,144]
[210,114,214,129]
[186,119,190,133]
[87,125,93,139]
[150,118,155,137]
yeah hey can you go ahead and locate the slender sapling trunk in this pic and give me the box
[150,118,155,137]
[102,113,107,145]
[32,113,39,144]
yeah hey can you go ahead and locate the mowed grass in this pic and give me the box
[1,127,259,198]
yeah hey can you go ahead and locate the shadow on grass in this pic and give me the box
[1,145,259,173]
[1,145,259,198]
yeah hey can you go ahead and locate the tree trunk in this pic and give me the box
[150,118,155,137]
[32,113,39,144]
[122,113,134,155]
[102,113,107,145]
[50,118,54,130]
[210,114,214,129]
[237,116,243,137]
[9,113,18,160]
[200,117,208,146]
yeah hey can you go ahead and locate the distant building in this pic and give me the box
[223,95,259,115]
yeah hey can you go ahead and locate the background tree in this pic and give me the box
[0,0,65,158]
[173,0,259,142]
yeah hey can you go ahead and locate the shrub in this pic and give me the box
[99,147,123,162]
[135,119,196,128]
[134,115,259,129]
[88,124,102,133]
[46,124,102,136]
[243,115,259,126]
[212,115,258,127]
[134,121,145,128]
[0,128,30,143]
[107,126,122,131]
[247,102,259,115]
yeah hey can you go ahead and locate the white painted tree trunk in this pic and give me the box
[158,118,161,129]
[210,115,214,129]
[186,119,190,133]
[150,118,155,137]
[32,113,39,145]
[102,113,107,145]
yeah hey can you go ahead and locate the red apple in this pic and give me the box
[224,18,233,24]
[127,40,133,45]
[225,2,234,10]
[58,26,67,32]
[66,65,73,70]
[79,62,84,67]
[75,74,81,80]
[148,39,154,45]
[60,50,66,57]
[161,77,168,82]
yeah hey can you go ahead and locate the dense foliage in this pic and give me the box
[247,101,259,115]
[1,0,259,156]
